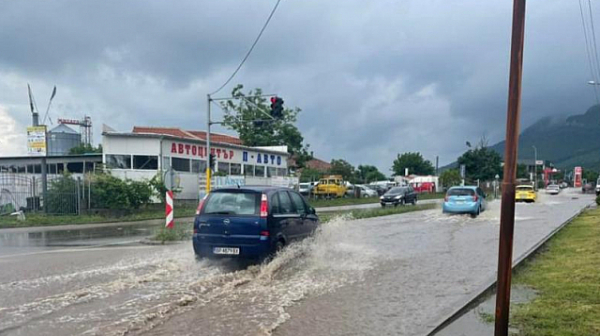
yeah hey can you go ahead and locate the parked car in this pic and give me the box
[596,177,600,196]
[442,186,488,218]
[193,186,319,261]
[515,185,536,203]
[357,184,378,198]
[546,184,560,195]
[369,184,389,196]
[380,186,417,207]
[298,182,314,196]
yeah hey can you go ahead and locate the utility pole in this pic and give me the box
[206,94,212,194]
[495,1,527,335]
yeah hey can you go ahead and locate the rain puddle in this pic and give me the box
[435,285,538,336]
[0,216,376,336]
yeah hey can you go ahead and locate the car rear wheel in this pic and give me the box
[470,206,481,218]
[412,197,417,205]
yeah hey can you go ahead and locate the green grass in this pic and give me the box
[152,225,192,243]
[0,206,197,229]
[510,207,600,335]
[308,193,444,208]
[319,203,437,223]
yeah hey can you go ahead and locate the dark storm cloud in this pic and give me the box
[0,0,595,171]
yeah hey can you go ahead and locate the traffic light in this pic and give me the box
[253,120,265,127]
[270,97,284,118]
[209,154,215,170]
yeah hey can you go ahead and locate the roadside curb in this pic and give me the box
[425,200,595,336]
[139,238,187,246]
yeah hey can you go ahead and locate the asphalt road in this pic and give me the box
[0,189,592,336]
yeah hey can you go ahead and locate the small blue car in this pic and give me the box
[442,186,488,218]
[193,186,319,261]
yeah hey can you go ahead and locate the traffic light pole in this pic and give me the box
[204,93,278,194]
[206,94,212,194]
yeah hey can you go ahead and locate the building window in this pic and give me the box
[67,162,83,173]
[267,167,277,178]
[48,164,57,174]
[230,163,242,175]
[277,168,287,177]
[106,155,132,169]
[192,160,207,173]
[133,155,158,170]
[218,162,230,174]
[17,166,26,173]
[34,164,42,174]
[57,163,64,174]
[244,164,254,176]
[255,165,265,177]
[172,157,190,172]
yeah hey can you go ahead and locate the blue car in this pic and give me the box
[193,186,319,261]
[442,186,488,218]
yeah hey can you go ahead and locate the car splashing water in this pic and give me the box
[0,215,375,336]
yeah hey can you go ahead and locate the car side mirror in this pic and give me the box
[309,207,316,215]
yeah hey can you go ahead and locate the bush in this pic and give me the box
[46,174,78,214]
[153,226,190,242]
[90,173,153,210]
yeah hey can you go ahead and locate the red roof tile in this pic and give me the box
[132,126,242,145]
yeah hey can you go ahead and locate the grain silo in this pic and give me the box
[47,124,81,156]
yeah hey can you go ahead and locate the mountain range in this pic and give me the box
[489,105,600,170]
[442,105,600,172]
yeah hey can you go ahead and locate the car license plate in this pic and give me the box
[213,247,240,255]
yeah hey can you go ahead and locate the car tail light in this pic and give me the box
[260,230,270,237]
[473,193,478,202]
[195,195,208,215]
[260,194,268,218]
[193,228,198,234]
[444,195,449,202]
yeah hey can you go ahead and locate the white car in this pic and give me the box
[546,184,560,195]
[356,184,378,198]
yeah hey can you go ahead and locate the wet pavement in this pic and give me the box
[0,189,593,336]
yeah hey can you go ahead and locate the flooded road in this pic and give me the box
[0,190,593,336]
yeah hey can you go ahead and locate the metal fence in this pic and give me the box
[0,173,80,215]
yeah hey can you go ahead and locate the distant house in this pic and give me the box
[287,157,331,173]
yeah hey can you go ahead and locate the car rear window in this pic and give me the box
[203,192,260,215]
[516,186,533,191]
[447,188,475,196]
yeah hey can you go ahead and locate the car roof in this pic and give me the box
[212,186,292,193]
[448,186,478,190]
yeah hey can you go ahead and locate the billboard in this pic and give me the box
[574,166,583,188]
[27,126,47,156]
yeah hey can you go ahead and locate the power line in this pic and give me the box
[587,0,600,85]
[578,0,600,104]
[209,0,282,96]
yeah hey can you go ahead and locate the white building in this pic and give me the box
[102,126,291,200]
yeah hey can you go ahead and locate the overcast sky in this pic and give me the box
[0,0,596,173]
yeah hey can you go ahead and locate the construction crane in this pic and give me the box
[57,116,93,145]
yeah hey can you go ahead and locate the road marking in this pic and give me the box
[0,245,158,259]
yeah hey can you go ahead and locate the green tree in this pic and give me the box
[356,165,386,183]
[221,85,311,163]
[457,145,502,181]
[392,152,435,176]
[330,159,356,182]
[439,169,462,188]
[69,143,102,155]
[517,164,528,179]
[583,170,598,183]
[300,168,322,183]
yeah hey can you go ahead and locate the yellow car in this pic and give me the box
[515,185,537,203]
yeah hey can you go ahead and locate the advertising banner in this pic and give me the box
[27,126,47,156]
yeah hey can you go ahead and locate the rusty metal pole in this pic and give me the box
[495,0,527,335]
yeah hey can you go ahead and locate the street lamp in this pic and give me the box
[532,145,537,190]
